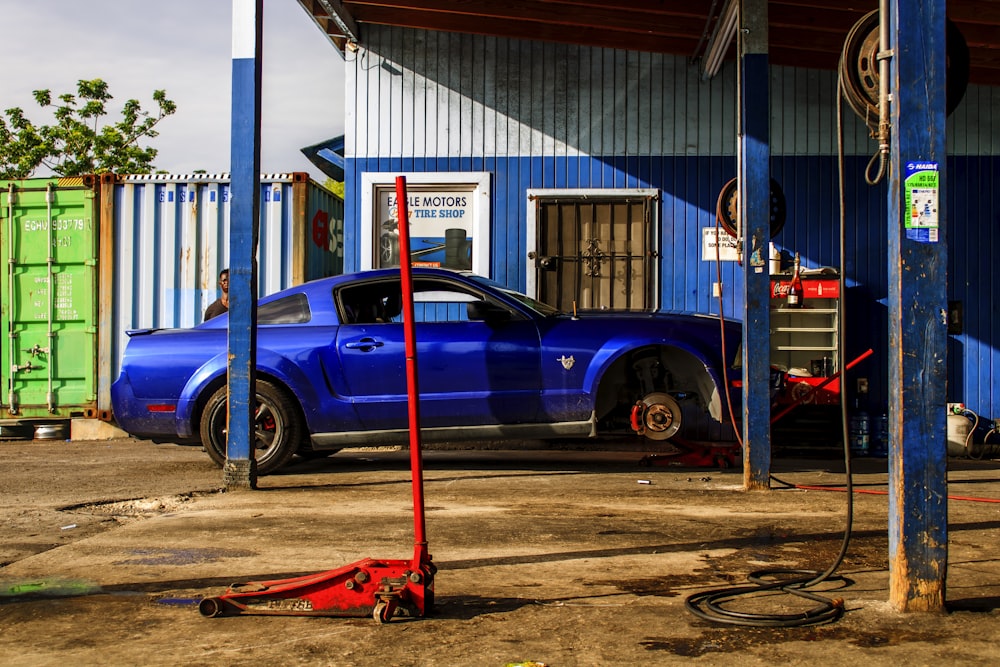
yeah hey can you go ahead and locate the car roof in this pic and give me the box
[197,268,483,328]
[200,267,475,319]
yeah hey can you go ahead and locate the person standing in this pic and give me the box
[204,268,229,321]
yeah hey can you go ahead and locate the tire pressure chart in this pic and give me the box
[904,161,939,243]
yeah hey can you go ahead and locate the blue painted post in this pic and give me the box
[225,0,263,490]
[888,0,948,611]
[739,0,772,490]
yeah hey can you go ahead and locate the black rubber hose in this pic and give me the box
[684,67,857,629]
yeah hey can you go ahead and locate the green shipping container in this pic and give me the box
[1,177,100,419]
[1,173,343,423]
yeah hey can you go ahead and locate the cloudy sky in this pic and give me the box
[0,0,344,181]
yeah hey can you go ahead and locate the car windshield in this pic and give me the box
[466,275,562,316]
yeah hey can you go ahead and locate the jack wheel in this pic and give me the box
[199,597,224,618]
[373,600,392,624]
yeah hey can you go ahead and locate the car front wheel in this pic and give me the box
[200,380,302,475]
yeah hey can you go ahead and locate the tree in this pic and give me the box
[323,178,345,198]
[0,79,176,179]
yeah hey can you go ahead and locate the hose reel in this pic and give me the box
[839,9,970,136]
[715,177,787,239]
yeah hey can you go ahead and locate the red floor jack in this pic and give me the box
[636,349,873,469]
[199,176,435,624]
[636,435,742,469]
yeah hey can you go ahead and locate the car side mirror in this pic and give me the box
[467,300,511,325]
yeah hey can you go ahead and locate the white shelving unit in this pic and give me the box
[770,276,840,399]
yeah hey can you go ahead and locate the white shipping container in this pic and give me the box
[101,173,343,413]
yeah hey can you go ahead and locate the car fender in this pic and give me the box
[581,334,727,420]
[174,348,320,437]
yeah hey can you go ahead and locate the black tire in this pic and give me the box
[380,232,399,267]
[715,177,786,239]
[199,379,302,475]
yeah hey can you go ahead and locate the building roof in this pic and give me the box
[296,0,999,85]
[300,135,344,182]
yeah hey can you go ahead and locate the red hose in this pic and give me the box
[787,483,1000,503]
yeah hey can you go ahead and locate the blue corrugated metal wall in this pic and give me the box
[344,26,1000,431]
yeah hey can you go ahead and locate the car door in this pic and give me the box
[335,277,542,429]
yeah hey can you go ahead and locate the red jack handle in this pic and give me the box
[394,176,430,568]
[770,348,874,425]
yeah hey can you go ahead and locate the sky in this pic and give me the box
[0,0,344,182]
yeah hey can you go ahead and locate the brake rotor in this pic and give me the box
[715,177,786,239]
[633,392,683,441]
[840,9,969,135]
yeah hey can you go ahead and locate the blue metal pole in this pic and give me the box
[739,0,772,490]
[225,0,263,490]
[887,0,948,611]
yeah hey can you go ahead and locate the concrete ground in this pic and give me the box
[1,437,999,666]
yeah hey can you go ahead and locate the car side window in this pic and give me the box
[413,289,475,323]
[259,293,311,325]
[337,278,523,324]
[338,284,403,324]
[412,278,523,323]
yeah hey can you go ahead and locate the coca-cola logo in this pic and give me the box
[771,282,790,298]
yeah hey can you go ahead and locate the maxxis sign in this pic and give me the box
[904,161,939,243]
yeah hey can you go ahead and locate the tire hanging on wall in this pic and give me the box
[715,177,787,239]
[839,9,970,136]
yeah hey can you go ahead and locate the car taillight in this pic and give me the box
[146,404,176,413]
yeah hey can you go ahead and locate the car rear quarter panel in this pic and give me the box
[120,330,225,400]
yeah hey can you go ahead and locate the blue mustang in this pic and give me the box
[111,268,740,474]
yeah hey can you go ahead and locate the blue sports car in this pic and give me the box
[111,268,740,474]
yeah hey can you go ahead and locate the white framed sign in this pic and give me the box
[360,172,491,275]
[701,227,740,262]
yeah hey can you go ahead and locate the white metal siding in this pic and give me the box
[348,25,995,159]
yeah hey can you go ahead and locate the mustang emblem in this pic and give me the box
[557,355,576,370]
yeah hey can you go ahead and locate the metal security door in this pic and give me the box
[530,193,657,311]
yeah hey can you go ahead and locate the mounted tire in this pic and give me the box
[199,379,302,475]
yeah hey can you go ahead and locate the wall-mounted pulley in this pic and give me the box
[715,177,786,239]
[839,9,970,136]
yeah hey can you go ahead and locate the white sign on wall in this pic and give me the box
[361,172,491,274]
[702,227,740,262]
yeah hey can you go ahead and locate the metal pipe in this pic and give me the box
[45,183,55,412]
[878,0,891,151]
[6,183,17,414]
[867,0,892,184]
